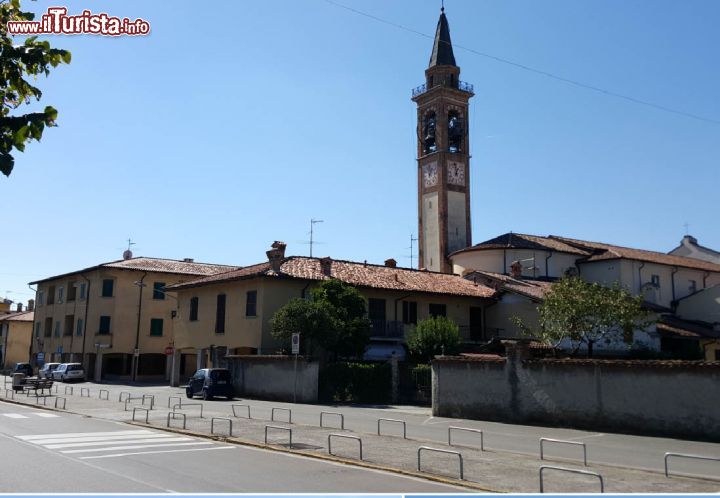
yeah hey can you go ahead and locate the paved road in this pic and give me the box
[0,402,467,493]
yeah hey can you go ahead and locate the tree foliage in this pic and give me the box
[270,279,371,360]
[515,276,652,357]
[406,316,460,363]
[0,0,71,176]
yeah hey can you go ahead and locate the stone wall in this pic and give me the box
[432,343,720,441]
[226,355,318,403]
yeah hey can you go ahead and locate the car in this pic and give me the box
[186,368,234,400]
[38,362,61,379]
[52,363,86,382]
[12,362,33,377]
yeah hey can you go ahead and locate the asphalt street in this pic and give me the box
[0,401,468,493]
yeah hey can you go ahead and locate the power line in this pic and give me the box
[323,0,720,126]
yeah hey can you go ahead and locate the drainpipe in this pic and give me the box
[545,251,554,278]
[670,267,678,303]
[132,272,148,382]
[80,274,92,372]
[638,263,645,294]
[703,271,709,289]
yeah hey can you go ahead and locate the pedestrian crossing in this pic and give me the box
[2,413,60,419]
[17,429,234,459]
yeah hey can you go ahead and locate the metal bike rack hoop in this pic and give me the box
[132,406,150,423]
[417,446,464,480]
[539,465,603,493]
[540,438,588,466]
[328,434,362,460]
[320,411,345,430]
[166,411,187,429]
[211,417,233,436]
[664,452,720,480]
[265,425,292,448]
[377,418,407,439]
[231,404,251,418]
[448,426,484,451]
[271,407,292,423]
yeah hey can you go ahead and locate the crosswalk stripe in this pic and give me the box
[18,430,152,440]
[62,441,215,454]
[47,437,193,449]
[79,446,234,460]
[3,414,28,419]
[29,434,177,445]
[34,413,60,418]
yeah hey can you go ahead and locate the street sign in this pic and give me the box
[133,348,140,357]
[56,346,63,354]
[164,346,174,356]
[291,333,300,355]
[37,352,45,363]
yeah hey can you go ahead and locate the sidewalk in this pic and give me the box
[2,377,718,493]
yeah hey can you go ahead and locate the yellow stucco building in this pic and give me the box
[1,308,34,369]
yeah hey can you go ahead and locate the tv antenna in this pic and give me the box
[409,234,418,269]
[683,222,690,236]
[309,219,324,258]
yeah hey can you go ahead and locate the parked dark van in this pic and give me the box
[13,363,33,377]
[186,368,234,400]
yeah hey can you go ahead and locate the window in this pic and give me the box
[79,283,87,300]
[101,279,114,297]
[153,282,166,300]
[189,297,199,321]
[54,320,61,337]
[422,111,437,154]
[57,286,64,304]
[429,303,447,318]
[402,301,418,325]
[67,281,77,302]
[150,318,164,337]
[47,285,55,305]
[246,291,257,317]
[63,315,73,336]
[37,291,44,306]
[650,275,660,286]
[76,318,84,337]
[368,298,386,321]
[716,350,720,362]
[98,316,111,335]
[215,294,226,334]
[447,110,463,153]
[44,318,52,338]
[689,280,697,294]
[34,322,40,338]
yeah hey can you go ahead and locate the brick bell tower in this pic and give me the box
[412,7,474,273]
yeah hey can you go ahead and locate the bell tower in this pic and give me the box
[412,7,473,273]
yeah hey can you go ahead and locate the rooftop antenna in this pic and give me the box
[309,219,323,258]
[683,222,690,236]
[123,237,136,260]
[409,233,418,269]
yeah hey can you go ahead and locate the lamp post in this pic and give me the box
[132,273,148,382]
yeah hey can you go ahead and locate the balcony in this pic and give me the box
[370,319,405,339]
[411,80,474,98]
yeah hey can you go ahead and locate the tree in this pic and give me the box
[406,316,460,363]
[0,0,71,176]
[270,279,371,360]
[515,276,652,357]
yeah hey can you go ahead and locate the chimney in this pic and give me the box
[510,260,522,279]
[182,258,194,263]
[28,299,35,311]
[266,241,287,273]
[16,303,23,312]
[122,249,133,260]
[320,257,332,277]
[384,258,397,268]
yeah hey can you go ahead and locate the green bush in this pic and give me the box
[411,363,431,390]
[319,362,391,403]
[406,316,460,363]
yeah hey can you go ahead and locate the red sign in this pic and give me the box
[164,346,174,356]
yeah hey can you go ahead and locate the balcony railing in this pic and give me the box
[370,319,405,339]
[411,80,474,98]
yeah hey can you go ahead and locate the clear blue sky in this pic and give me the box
[1,0,719,303]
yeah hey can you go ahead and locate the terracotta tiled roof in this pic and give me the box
[550,235,720,273]
[168,256,496,299]
[0,311,33,322]
[655,315,719,340]
[467,270,554,301]
[29,257,239,284]
[523,358,720,368]
[451,232,590,257]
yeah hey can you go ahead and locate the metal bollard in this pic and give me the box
[264,425,292,448]
[539,465,604,493]
[320,411,345,430]
[211,417,233,436]
[377,418,407,439]
[417,446,464,480]
[448,426,484,451]
[166,411,187,429]
[328,434,362,460]
[231,404,251,418]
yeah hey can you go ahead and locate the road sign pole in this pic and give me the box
[291,332,300,404]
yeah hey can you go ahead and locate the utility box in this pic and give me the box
[12,372,26,392]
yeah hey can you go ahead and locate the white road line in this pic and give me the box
[28,434,178,445]
[64,441,216,454]
[46,437,194,449]
[3,414,28,419]
[34,413,60,418]
[79,445,235,460]
[18,430,153,440]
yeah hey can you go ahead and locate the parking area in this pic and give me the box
[2,376,719,493]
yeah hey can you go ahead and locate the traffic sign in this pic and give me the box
[133,348,140,357]
[164,346,174,356]
[37,352,45,363]
[291,333,300,355]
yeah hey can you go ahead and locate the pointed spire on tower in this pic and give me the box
[429,6,456,68]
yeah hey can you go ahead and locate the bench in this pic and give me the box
[22,379,54,397]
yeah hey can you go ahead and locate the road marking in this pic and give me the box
[63,441,214,454]
[29,433,178,445]
[79,445,235,460]
[34,413,60,418]
[3,414,29,419]
[48,436,193,449]
[18,430,152,440]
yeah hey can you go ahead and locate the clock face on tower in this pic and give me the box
[422,162,438,188]
[447,161,465,186]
